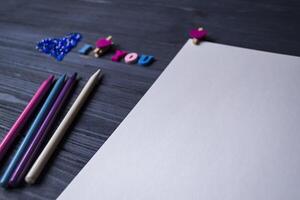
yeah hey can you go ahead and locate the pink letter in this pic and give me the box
[124,53,138,64]
[111,50,127,62]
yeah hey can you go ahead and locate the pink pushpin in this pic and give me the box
[96,38,112,49]
[189,27,207,45]
[93,35,113,57]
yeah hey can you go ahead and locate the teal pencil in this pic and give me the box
[0,74,66,187]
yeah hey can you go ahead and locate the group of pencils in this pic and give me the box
[0,69,101,188]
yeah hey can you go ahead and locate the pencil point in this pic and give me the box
[47,75,55,82]
[61,74,67,79]
[72,72,78,79]
[94,69,101,80]
[55,74,66,83]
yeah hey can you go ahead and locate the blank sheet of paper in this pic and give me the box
[58,41,300,200]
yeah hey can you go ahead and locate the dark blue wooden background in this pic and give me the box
[0,0,299,199]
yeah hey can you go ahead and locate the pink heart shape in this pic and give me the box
[189,29,207,40]
[96,38,112,48]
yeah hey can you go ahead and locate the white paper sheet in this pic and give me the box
[58,41,300,200]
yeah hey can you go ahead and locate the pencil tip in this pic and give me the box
[93,69,101,81]
[48,75,55,82]
[71,72,78,79]
[56,74,66,82]
[94,69,101,77]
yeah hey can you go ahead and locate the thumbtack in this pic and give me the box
[78,44,93,55]
[94,36,113,57]
[189,27,207,45]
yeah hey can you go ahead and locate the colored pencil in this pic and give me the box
[9,73,77,186]
[0,74,66,187]
[25,69,101,184]
[0,75,54,162]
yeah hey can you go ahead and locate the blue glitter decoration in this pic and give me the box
[36,33,82,61]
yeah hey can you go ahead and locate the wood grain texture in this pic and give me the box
[0,0,299,199]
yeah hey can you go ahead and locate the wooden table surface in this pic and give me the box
[0,0,299,199]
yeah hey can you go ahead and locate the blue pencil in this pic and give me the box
[0,74,66,187]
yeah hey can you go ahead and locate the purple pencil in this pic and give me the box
[0,75,54,162]
[9,73,77,186]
